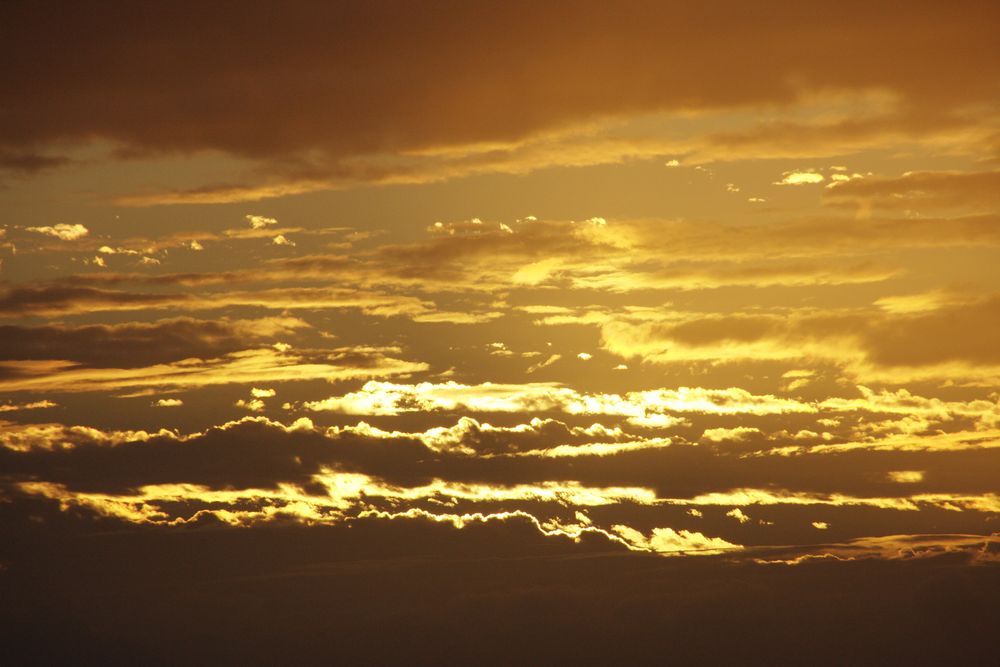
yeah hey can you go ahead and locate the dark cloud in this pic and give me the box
[63,271,244,288]
[0,285,182,317]
[0,150,72,175]
[0,283,429,320]
[0,420,436,493]
[4,417,998,505]
[0,318,277,368]
[0,497,997,665]
[1,1,997,190]
[859,297,1000,367]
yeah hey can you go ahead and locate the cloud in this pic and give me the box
[19,213,993,318]
[0,420,176,453]
[0,284,434,319]
[97,245,140,256]
[888,470,925,484]
[0,347,428,394]
[825,170,1000,212]
[0,149,72,174]
[766,429,1000,456]
[4,7,1000,649]
[600,295,1000,382]
[0,399,57,413]
[4,413,997,497]
[605,215,1000,260]
[1,504,996,666]
[344,215,996,294]
[526,354,561,375]
[611,524,741,555]
[774,170,824,185]
[701,427,761,443]
[756,533,1000,564]
[302,380,812,423]
[0,317,309,368]
[288,216,892,296]
[3,3,999,200]
[669,488,1000,514]
[819,386,1000,422]
[246,214,277,229]
[0,285,182,317]
[726,508,751,523]
[2,410,998,561]
[24,223,88,240]
[14,474,745,559]
[153,398,183,407]
[511,438,672,459]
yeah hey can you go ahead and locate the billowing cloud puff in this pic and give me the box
[25,223,88,240]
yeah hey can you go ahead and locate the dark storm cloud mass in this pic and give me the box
[0,419,433,493]
[1,1,998,186]
[1,497,997,666]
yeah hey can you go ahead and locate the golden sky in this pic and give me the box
[1,2,999,661]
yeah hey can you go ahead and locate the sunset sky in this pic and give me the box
[2,2,999,663]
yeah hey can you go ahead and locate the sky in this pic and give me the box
[1,2,999,662]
